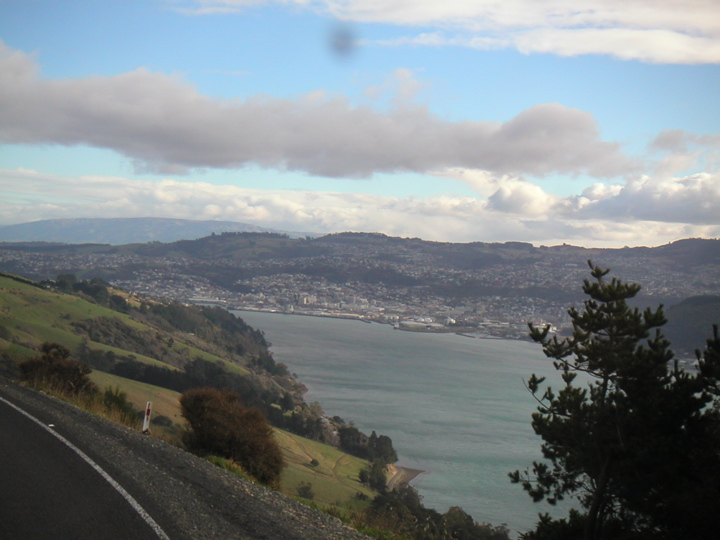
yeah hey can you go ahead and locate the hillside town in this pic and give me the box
[1,236,718,342]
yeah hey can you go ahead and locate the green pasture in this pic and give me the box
[0,276,129,350]
[89,370,184,424]
[0,275,247,373]
[275,429,375,509]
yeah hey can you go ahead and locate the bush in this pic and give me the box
[296,481,315,500]
[19,343,97,395]
[180,387,284,488]
[151,414,173,427]
[102,386,139,426]
[0,352,20,379]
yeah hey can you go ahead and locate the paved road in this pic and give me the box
[0,394,165,539]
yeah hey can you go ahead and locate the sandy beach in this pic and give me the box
[386,464,425,491]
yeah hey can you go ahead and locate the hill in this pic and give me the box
[0,217,315,245]
[1,232,718,345]
[665,295,720,355]
[0,272,384,511]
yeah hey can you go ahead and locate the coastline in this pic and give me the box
[233,306,429,492]
[229,306,549,531]
[230,306,509,339]
[386,464,425,491]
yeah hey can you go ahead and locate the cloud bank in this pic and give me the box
[0,41,636,178]
[177,1,720,64]
[3,167,719,247]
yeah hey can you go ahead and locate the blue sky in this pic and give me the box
[1,0,719,246]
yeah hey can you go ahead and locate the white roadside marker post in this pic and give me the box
[142,401,152,433]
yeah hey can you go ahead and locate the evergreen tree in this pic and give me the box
[510,262,720,539]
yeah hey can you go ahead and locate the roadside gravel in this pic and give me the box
[0,379,370,540]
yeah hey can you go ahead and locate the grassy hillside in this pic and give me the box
[87,370,373,507]
[276,429,375,509]
[2,272,313,408]
[0,272,379,511]
[0,274,118,357]
[0,272,269,369]
[93,364,373,510]
[88,370,184,424]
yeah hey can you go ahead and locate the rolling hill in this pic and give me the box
[0,217,315,245]
[0,271,379,509]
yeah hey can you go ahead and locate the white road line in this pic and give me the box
[0,395,171,540]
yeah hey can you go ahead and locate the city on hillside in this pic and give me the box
[1,235,718,351]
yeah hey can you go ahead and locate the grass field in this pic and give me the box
[89,370,184,424]
[0,275,248,374]
[0,276,118,355]
[275,429,375,509]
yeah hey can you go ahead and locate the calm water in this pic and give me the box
[234,310,564,533]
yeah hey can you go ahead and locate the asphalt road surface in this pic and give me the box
[0,394,165,540]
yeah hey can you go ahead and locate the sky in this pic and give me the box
[1,0,719,247]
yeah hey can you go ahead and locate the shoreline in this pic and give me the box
[229,306,515,340]
[386,464,425,491]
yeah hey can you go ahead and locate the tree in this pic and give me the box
[443,506,511,540]
[510,262,720,539]
[359,459,388,491]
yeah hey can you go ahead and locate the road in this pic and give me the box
[0,395,165,539]
[0,379,369,540]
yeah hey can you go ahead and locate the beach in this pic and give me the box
[387,464,425,491]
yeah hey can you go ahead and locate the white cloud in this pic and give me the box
[486,179,557,216]
[648,130,720,178]
[363,68,427,104]
[3,167,719,248]
[572,173,720,224]
[332,0,720,64]
[0,41,637,179]
[650,129,720,153]
[175,1,720,63]
[513,28,720,64]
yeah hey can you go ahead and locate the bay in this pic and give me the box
[234,310,565,533]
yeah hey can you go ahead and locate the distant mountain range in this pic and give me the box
[0,218,315,245]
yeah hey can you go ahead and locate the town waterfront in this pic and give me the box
[234,310,566,533]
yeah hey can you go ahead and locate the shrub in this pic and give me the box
[296,481,315,500]
[101,386,139,426]
[19,342,97,395]
[180,387,284,488]
[151,414,173,427]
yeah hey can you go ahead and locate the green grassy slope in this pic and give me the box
[0,274,117,357]
[0,272,377,510]
[88,370,184,424]
[275,429,375,509]
[0,274,245,373]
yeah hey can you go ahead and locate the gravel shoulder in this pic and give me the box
[0,378,370,540]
